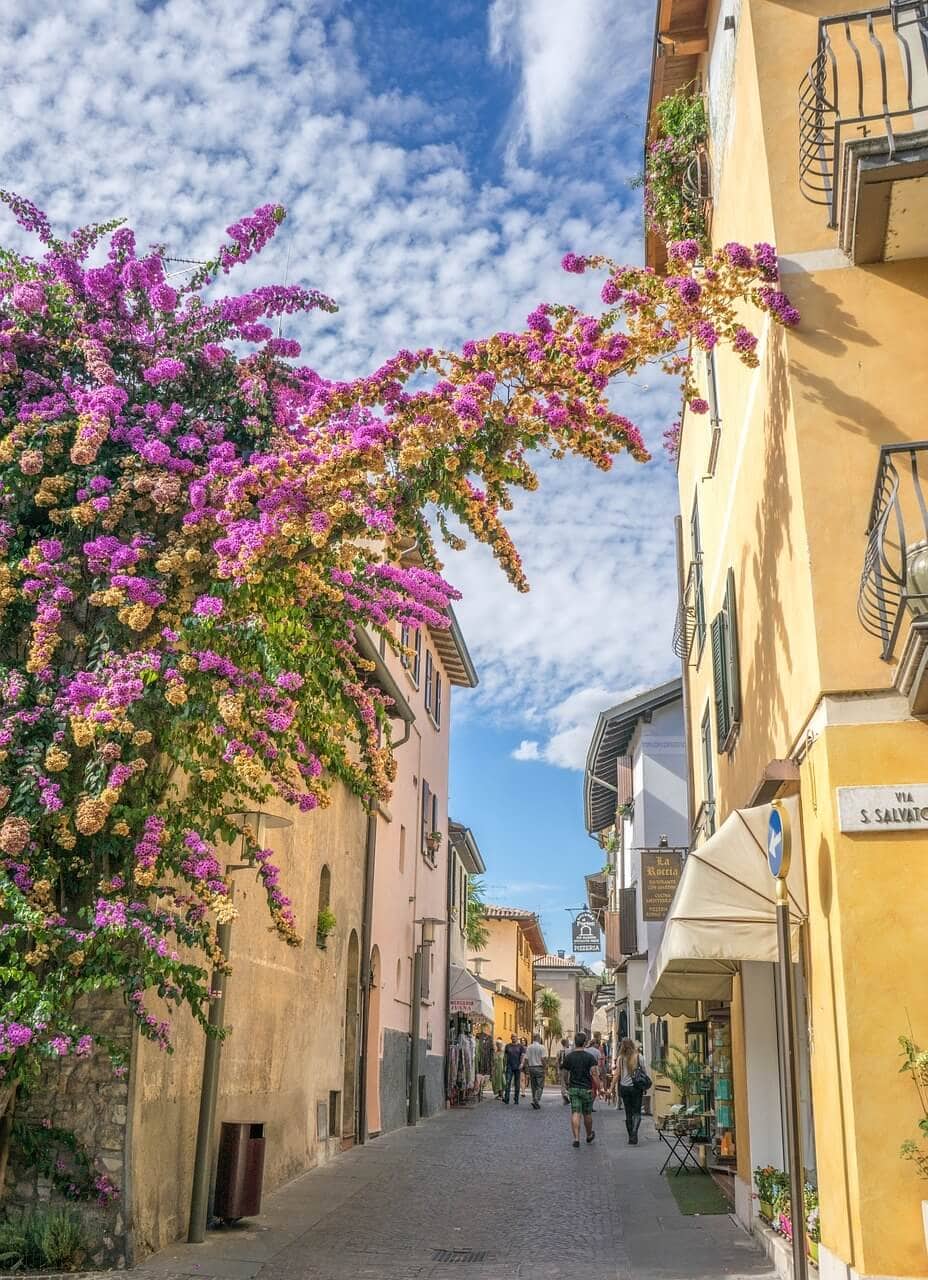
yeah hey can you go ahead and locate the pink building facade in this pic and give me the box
[361,609,477,1136]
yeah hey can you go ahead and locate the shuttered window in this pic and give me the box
[700,706,716,836]
[619,886,638,957]
[711,568,742,752]
[424,651,433,714]
[421,779,431,860]
[412,629,422,685]
[434,672,442,728]
[400,624,410,669]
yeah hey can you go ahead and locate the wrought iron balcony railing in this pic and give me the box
[672,555,702,661]
[799,2,928,230]
[858,442,928,659]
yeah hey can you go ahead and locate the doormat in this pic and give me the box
[663,1170,732,1215]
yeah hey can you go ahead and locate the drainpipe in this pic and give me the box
[356,811,377,1145]
[187,890,235,1243]
[407,946,423,1125]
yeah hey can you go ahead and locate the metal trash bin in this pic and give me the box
[214,1122,265,1223]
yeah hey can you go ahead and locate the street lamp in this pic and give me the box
[408,917,445,1126]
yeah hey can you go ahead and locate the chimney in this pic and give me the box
[557,949,565,959]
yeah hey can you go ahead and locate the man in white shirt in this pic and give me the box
[523,1034,547,1109]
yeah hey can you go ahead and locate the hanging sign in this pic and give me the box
[571,909,601,953]
[640,850,684,920]
[837,785,928,832]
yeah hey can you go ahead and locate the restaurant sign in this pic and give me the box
[640,850,684,921]
[571,909,601,954]
[837,785,928,833]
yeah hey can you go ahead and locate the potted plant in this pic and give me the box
[804,1184,820,1263]
[771,1185,791,1237]
[316,906,336,949]
[899,1032,928,1251]
[426,830,442,856]
[754,1166,785,1223]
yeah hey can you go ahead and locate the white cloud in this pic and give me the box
[0,1,673,763]
[511,740,541,761]
[488,0,650,158]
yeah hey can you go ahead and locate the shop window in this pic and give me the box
[700,706,716,835]
[424,651,433,714]
[412,628,422,685]
[690,495,706,656]
[710,568,742,752]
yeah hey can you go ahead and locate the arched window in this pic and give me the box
[316,864,332,949]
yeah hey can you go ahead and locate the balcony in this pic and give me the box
[672,555,703,662]
[858,442,928,661]
[799,3,928,263]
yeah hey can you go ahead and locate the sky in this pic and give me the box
[0,0,679,958]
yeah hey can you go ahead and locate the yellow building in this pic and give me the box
[480,906,547,1039]
[640,4,928,1278]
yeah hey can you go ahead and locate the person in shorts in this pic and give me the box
[562,1031,599,1148]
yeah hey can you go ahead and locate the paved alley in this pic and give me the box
[135,1091,775,1280]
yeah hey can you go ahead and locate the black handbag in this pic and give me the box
[631,1057,652,1091]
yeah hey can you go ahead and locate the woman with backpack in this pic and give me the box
[616,1037,651,1144]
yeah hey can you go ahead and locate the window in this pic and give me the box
[399,824,406,874]
[421,779,434,863]
[400,624,410,669]
[412,628,422,685]
[690,496,706,655]
[316,864,331,949]
[459,868,468,935]
[433,672,442,728]
[705,349,722,477]
[700,705,716,835]
[424,651,433,714]
[710,568,742,752]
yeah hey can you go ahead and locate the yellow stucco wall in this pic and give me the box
[128,783,367,1257]
[668,5,928,1273]
[492,993,518,1039]
[800,722,928,1277]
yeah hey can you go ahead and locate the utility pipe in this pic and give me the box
[407,946,423,1125]
[356,811,378,1145]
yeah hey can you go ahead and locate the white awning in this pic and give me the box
[448,965,495,1020]
[641,797,807,1016]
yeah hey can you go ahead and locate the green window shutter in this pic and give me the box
[711,612,730,746]
[724,569,741,734]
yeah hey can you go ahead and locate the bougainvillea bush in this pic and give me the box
[0,193,797,1121]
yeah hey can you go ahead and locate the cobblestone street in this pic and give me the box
[136,1091,775,1280]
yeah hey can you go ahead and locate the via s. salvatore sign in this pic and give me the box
[837,785,928,833]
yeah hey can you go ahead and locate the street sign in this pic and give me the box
[571,909,601,954]
[837,784,928,832]
[640,850,683,920]
[767,802,791,880]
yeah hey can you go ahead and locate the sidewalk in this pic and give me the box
[132,1089,775,1280]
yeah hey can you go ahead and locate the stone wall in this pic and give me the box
[422,1052,444,1119]
[3,992,133,1269]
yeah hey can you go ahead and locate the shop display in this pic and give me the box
[708,1009,736,1164]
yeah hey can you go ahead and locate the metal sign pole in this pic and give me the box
[768,803,807,1280]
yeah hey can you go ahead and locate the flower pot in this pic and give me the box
[809,1240,819,1265]
[759,1200,773,1222]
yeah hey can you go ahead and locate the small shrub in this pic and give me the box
[316,906,337,947]
[0,1215,28,1270]
[35,1206,90,1271]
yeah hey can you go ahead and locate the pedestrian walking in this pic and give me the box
[617,1037,651,1145]
[586,1032,603,1107]
[556,1037,571,1104]
[562,1031,599,1148]
[523,1033,546,1109]
[519,1036,529,1095]
[502,1033,524,1105]
[491,1038,505,1099]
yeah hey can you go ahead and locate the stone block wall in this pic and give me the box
[379,1028,410,1133]
[3,993,133,1269]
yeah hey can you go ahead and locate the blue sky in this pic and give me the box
[0,0,679,958]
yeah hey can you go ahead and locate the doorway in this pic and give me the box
[342,930,360,1145]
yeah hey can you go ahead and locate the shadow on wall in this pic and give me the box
[738,324,796,769]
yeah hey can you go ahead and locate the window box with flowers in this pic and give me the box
[638,87,710,251]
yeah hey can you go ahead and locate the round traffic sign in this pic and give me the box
[767,803,791,880]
